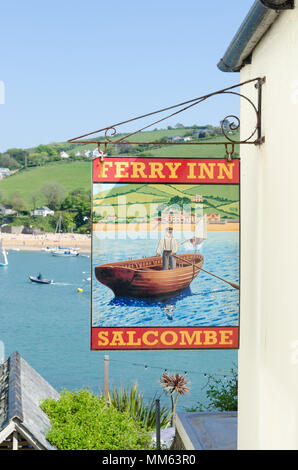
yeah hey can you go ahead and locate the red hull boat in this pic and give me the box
[94,253,203,297]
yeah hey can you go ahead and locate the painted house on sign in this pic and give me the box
[218,0,298,450]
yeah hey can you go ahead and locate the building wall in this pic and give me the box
[239,8,298,449]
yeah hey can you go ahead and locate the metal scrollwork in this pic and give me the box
[104,127,117,142]
[68,77,265,155]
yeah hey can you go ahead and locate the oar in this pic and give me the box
[173,254,240,290]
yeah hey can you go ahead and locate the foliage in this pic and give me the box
[41,389,152,450]
[10,192,27,211]
[160,373,190,426]
[60,189,91,229]
[109,383,170,430]
[0,154,20,170]
[40,181,67,210]
[185,367,238,412]
[168,195,192,207]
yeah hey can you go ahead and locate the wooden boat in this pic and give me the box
[94,253,203,297]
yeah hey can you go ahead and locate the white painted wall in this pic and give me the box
[238,7,298,450]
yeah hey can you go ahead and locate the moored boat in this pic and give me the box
[94,253,203,297]
[0,240,8,266]
[52,247,79,257]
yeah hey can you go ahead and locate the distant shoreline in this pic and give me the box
[92,222,240,232]
[1,233,91,253]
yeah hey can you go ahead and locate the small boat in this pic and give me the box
[94,253,203,297]
[29,275,53,284]
[52,247,79,257]
[181,214,207,250]
[0,240,8,266]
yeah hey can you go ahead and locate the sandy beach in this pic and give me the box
[1,233,91,253]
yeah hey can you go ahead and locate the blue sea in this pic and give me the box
[0,247,238,411]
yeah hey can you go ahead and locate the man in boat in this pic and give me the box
[156,226,178,270]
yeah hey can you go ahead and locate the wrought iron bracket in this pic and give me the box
[68,77,266,159]
[260,0,294,11]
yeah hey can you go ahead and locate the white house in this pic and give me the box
[59,151,70,159]
[30,206,54,217]
[0,168,11,179]
[0,205,17,216]
[218,0,298,450]
[92,149,100,157]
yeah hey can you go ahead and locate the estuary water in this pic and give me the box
[0,248,237,411]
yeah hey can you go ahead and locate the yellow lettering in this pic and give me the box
[97,331,109,346]
[165,162,182,179]
[217,162,235,180]
[131,161,147,179]
[143,331,159,346]
[197,163,216,179]
[219,330,233,345]
[126,331,141,346]
[180,330,203,346]
[98,161,113,179]
[110,331,126,346]
[149,162,165,179]
[114,161,129,178]
[187,162,196,179]
[204,331,218,345]
[160,330,178,346]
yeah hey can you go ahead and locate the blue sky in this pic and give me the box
[0,0,254,151]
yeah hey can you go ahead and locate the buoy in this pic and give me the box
[77,288,83,293]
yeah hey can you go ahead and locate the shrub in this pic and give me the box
[41,390,152,450]
[185,366,238,412]
[109,383,170,430]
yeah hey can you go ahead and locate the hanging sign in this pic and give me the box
[91,157,240,350]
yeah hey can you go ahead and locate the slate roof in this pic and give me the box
[176,411,237,450]
[0,351,59,450]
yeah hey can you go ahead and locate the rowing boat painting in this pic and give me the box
[95,253,204,297]
[91,156,240,350]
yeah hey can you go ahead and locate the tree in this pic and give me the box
[61,189,91,229]
[6,148,29,166]
[10,192,27,212]
[160,372,190,426]
[0,154,20,170]
[41,182,66,210]
[0,189,7,205]
[29,190,42,210]
[186,367,238,412]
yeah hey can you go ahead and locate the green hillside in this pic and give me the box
[93,183,239,219]
[0,161,91,205]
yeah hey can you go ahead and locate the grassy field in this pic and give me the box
[0,161,92,205]
[93,183,239,219]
